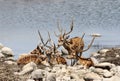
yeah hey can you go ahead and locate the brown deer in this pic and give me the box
[75,56,94,69]
[39,31,67,65]
[55,20,100,58]
[30,30,50,56]
[17,54,47,65]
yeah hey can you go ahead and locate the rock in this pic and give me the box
[94,62,115,70]
[16,66,34,75]
[92,68,104,75]
[22,62,37,71]
[26,79,35,81]
[46,73,56,81]
[98,49,109,54]
[30,69,46,80]
[112,66,120,77]
[1,47,14,56]
[91,52,100,57]
[102,76,120,81]
[70,73,80,80]
[0,43,4,49]
[0,53,5,58]
[4,61,17,65]
[16,62,37,75]
[84,72,101,81]
[6,57,15,61]
[103,70,113,78]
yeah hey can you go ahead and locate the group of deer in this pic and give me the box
[17,20,101,68]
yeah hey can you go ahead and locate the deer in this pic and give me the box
[38,31,67,66]
[55,20,101,59]
[17,54,49,66]
[75,56,94,69]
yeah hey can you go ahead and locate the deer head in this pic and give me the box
[55,20,74,47]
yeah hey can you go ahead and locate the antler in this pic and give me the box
[38,30,49,46]
[54,20,63,37]
[64,19,74,36]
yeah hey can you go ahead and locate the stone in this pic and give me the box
[4,61,17,65]
[1,47,14,56]
[103,70,113,78]
[22,62,37,70]
[46,73,56,81]
[0,43,4,49]
[15,62,37,75]
[84,72,101,81]
[30,69,46,80]
[6,57,15,61]
[0,53,5,58]
[94,62,114,70]
[17,66,34,75]
[98,49,109,54]
[91,52,100,57]
[92,68,104,75]
[26,79,35,81]
[102,76,120,81]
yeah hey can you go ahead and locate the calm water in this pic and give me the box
[0,0,120,59]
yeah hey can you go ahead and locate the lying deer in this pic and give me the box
[75,56,94,69]
[17,54,48,66]
[55,20,101,58]
[38,31,67,65]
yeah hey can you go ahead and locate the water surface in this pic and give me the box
[0,0,120,59]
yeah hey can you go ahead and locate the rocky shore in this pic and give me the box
[0,43,120,81]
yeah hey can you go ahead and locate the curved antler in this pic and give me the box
[64,19,74,36]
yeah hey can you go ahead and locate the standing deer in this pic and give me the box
[55,20,99,58]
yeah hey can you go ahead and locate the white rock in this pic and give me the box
[6,57,15,61]
[22,62,37,70]
[91,52,100,57]
[26,79,35,81]
[102,76,120,81]
[93,80,102,81]
[0,53,5,58]
[4,61,17,65]
[94,62,114,70]
[1,47,14,56]
[116,54,119,57]
[16,62,37,75]
[19,67,34,75]
[103,70,113,78]
[46,73,56,81]
[98,49,109,54]
[30,69,46,79]
[70,73,80,80]
[92,68,104,75]
[84,72,101,80]
[0,43,4,49]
